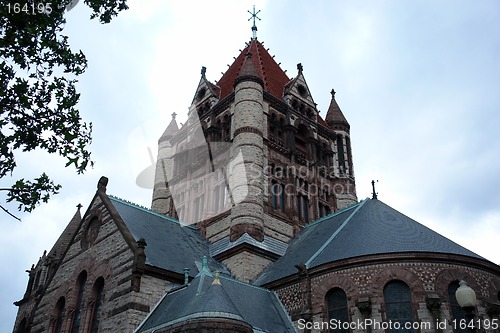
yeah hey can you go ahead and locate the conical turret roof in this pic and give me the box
[159,113,179,142]
[325,89,350,130]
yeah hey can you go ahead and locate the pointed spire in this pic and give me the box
[234,52,264,88]
[159,112,179,142]
[217,39,289,101]
[325,88,350,131]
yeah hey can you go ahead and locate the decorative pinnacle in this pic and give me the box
[331,89,336,99]
[171,112,177,120]
[371,180,378,200]
[248,5,261,40]
[297,63,303,73]
[183,268,189,285]
[212,271,221,285]
[201,66,206,77]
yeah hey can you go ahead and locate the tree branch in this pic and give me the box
[0,203,22,222]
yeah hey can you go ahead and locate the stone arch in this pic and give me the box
[48,296,65,333]
[434,268,479,299]
[371,266,425,303]
[311,273,359,317]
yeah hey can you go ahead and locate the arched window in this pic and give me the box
[448,281,468,332]
[384,280,414,332]
[71,271,87,333]
[296,194,309,222]
[327,288,349,332]
[271,181,285,213]
[336,135,346,175]
[90,277,105,333]
[53,297,65,333]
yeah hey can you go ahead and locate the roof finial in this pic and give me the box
[201,66,206,77]
[297,63,303,73]
[212,271,221,285]
[331,89,336,99]
[171,112,177,120]
[248,5,261,40]
[371,180,378,200]
[183,268,189,285]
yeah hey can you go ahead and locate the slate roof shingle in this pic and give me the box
[254,198,484,286]
[109,196,229,277]
[136,273,296,333]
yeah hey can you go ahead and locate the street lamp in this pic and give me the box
[455,280,477,333]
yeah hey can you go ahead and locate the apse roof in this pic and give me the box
[254,198,484,286]
[109,196,229,277]
[136,271,296,333]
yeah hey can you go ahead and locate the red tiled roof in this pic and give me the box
[216,39,290,101]
[215,39,331,129]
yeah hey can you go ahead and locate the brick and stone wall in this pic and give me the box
[274,259,500,333]
[24,196,171,333]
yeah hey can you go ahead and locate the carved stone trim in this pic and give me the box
[233,126,263,137]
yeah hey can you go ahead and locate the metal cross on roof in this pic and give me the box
[248,5,261,40]
[371,180,378,200]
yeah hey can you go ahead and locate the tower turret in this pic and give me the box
[229,53,265,242]
[151,113,179,214]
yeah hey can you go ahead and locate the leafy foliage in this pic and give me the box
[0,0,128,219]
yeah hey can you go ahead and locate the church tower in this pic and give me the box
[151,36,357,281]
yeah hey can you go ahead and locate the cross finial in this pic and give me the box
[171,112,177,120]
[201,66,206,77]
[248,5,261,40]
[371,180,378,200]
[331,89,336,99]
[297,63,303,73]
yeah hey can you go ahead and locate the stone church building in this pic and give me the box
[12,34,500,333]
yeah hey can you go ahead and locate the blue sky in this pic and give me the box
[2,1,500,330]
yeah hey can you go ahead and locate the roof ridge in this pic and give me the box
[305,199,368,268]
[219,274,271,293]
[306,200,363,228]
[108,195,197,230]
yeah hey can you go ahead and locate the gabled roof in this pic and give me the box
[254,199,485,286]
[108,196,229,277]
[136,272,296,333]
[46,205,82,261]
[216,39,290,101]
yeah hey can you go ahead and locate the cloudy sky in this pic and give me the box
[2,0,500,330]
